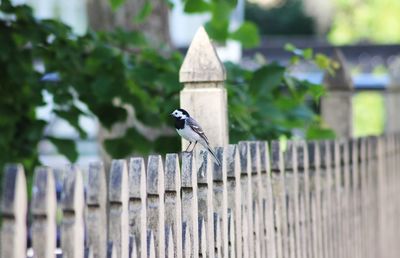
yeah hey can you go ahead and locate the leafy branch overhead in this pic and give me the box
[0,0,334,182]
[184,0,261,47]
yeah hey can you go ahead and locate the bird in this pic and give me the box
[171,108,221,166]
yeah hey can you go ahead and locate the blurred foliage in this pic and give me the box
[353,92,385,137]
[0,0,334,180]
[178,0,261,47]
[329,0,400,44]
[246,0,315,35]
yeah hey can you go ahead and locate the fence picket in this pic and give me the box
[87,162,107,258]
[108,160,129,258]
[165,154,183,258]
[146,155,166,258]
[197,151,214,257]
[198,217,207,257]
[181,152,199,258]
[262,142,277,258]
[226,144,242,257]
[129,157,147,258]
[238,141,253,258]
[62,164,85,258]
[213,147,229,258]
[0,164,27,258]
[31,166,56,258]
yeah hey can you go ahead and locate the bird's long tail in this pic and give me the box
[206,146,221,166]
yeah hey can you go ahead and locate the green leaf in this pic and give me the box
[184,0,210,13]
[230,22,260,48]
[303,48,313,59]
[54,106,88,138]
[315,53,331,70]
[306,126,336,140]
[92,104,127,130]
[109,0,125,10]
[133,2,153,24]
[47,137,78,162]
[284,43,296,52]
[249,63,285,95]
[204,20,229,42]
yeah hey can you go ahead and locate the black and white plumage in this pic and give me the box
[171,108,221,166]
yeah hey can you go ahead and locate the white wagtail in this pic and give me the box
[171,108,221,166]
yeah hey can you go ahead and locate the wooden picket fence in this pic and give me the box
[1,134,400,258]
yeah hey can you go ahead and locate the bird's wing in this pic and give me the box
[186,117,209,145]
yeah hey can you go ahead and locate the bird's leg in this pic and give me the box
[190,141,198,152]
[184,142,192,152]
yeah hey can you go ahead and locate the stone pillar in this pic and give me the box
[321,49,354,138]
[385,57,400,133]
[179,27,229,150]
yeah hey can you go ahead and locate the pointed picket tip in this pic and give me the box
[323,49,353,90]
[179,26,226,83]
[1,164,27,216]
[32,166,56,215]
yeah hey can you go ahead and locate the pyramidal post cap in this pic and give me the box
[323,49,353,90]
[179,26,226,83]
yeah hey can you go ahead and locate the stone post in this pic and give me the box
[385,57,400,133]
[321,49,354,138]
[179,26,229,150]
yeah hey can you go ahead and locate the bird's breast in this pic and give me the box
[177,127,202,142]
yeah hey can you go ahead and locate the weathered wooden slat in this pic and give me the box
[31,166,57,258]
[148,230,156,258]
[288,196,295,258]
[238,141,253,258]
[322,141,334,258]
[86,162,107,258]
[213,147,229,258]
[108,159,129,258]
[272,140,289,258]
[299,193,307,258]
[146,155,165,258]
[182,222,192,258]
[291,141,301,258]
[181,152,199,258]
[0,164,27,258]
[249,141,264,258]
[351,139,361,258]
[261,142,277,258]
[198,217,207,257]
[164,154,182,258]
[312,141,323,258]
[197,150,214,257]
[128,157,147,258]
[333,140,344,258]
[130,235,138,258]
[214,213,222,258]
[227,210,236,258]
[61,165,85,258]
[165,226,175,258]
[225,144,242,257]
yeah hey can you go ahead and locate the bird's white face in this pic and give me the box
[171,109,188,119]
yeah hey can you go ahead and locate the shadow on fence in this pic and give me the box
[1,134,400,258]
